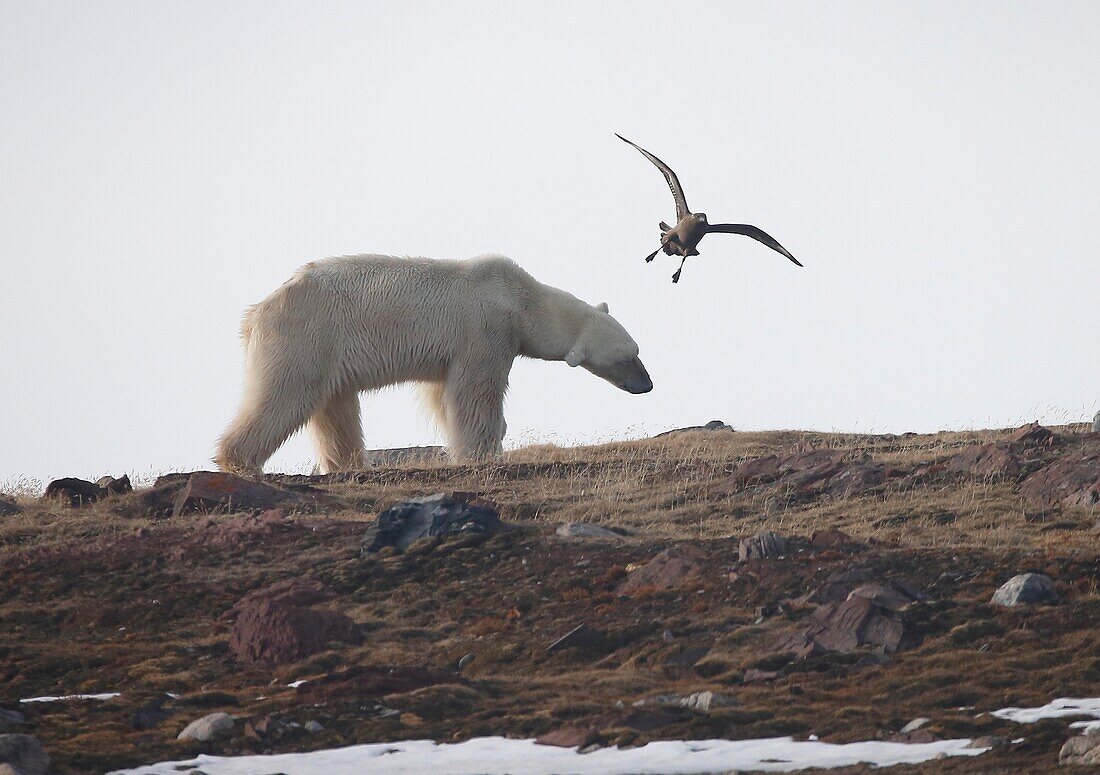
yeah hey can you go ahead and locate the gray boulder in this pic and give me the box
[1059,731,1100,765]
[738,530,787,561]
[991,573,1059,606]
[0,710,24,731]
[177,711,235,742]
[1093,410,1100,433]
[0,735,50,775]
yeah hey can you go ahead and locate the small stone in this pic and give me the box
[535,727,600,749]
[304,720,323,734]
[738,531,787,561]
[900,717,930,734]
[177,712,235,742]
[990,573,1059,606]
[742,668,780,684]
[457,652,475,671]
[0,735,49,775]
[1093,410,1100,433]
[967,735,1007,749]
[555,523,624,540]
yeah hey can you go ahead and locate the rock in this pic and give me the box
[1020,448,1100,511]
[96,475,133,495]
[654,420,733,437]
[1009,422,1055,447]
[535,726,600,748]
[172,471,312,517]
[0,710,24,731]
[1059,732,1100,765]
[848,580,926,611]
[778,580,921,657]
[967,735,1008,749]
[946,443,1024,480]
[131,697,174,730]
[555,523,624,540]
[810,528,860,550]
[363,492,503,553]
[0,735,49,775]
[616,544,706,593]
[177,712,235,742]
[824,461,887,497]
[546,623,605,653]
[228,579,362,665]
[738,531,787,561]
[991,573,1059,606]
[43,477,103,507]
[742,668,780,684]
[729,454,781,485]
[1093,411,1100,433]
[900,717,930,734]
[304,720,324,734]
[0,764,27,775]
[0,499,20,517]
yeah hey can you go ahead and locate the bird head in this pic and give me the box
[694,213,708,225]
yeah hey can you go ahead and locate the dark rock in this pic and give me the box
[742,668,780,684]
[363,492,503,553]
[296,665,458,703]
[777,449,848,494]
[808,567,875,604]
[546,623,605,653]
[823,461,886,497]
[228,579,362,665]
[535,727,600,748]
[990,573,1059,606]
[738,531,787,561]
[0,735,49,775]
[654,420,734,438]
[848,580,926,611]
[616,544,706,593]
[96,475,133,495]
[131,697,174,730]
[0,710,23,731]
[0,499,20,517]
[729,454,781,485]
[43,477,103,507]
[173,471,312,517]
[1020,448,1100,511]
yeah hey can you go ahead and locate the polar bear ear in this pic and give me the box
[565,348,585,367]
[596,302,609,313]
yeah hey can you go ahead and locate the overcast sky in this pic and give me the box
[2,1,1098,485]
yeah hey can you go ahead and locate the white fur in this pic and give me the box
[216,254,651,475]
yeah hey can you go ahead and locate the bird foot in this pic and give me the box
[671,269,681,283]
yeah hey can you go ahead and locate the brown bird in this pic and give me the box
[617,134,803,283]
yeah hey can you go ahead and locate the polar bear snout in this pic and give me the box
[590,356,652,394]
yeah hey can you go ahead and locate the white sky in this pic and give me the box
[2,1,1098,484]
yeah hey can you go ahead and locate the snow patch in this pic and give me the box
[108,734,986,775]
[991,697,1100,724]
[20,692,120,703]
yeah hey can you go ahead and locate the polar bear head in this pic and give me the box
[565,302,653,394]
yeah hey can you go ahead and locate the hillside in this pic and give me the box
[1,423,1098,773]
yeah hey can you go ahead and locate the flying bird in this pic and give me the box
[616,134,803,283]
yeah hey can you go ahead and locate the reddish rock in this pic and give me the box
[823,462,886,497]
[535,726,600,748]
[1009,422,1055,447]
[777,449,848,494]
[228,579,360,666]
[616,544,706,593]
[729,455,781,485]
[946,443,1023,479]
[1020,448,1100,511]
[172,471,311,516]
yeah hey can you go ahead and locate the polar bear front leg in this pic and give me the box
[442,363,509,463]
[308,390,367,473]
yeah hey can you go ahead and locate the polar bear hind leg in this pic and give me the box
[308,390,367,473]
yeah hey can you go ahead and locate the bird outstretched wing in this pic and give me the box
[706,223,803,266]
[616,134,690,221]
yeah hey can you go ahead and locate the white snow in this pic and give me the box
[20,692,120,703]
[108,734,987,775]
[1069,720,1100,733]
[990,697,1100,724]
[286,679,308,688]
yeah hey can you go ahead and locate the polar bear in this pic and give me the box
[216,253,652,475]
